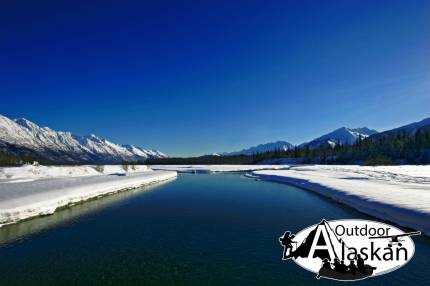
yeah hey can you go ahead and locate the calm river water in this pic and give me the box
[0,173,428,285]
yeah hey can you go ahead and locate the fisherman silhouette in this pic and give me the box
[279,231,295,259]
[356,254,365,271]
[339,260,348,273]
[348,260,357,275]
[333,258,341,271]
[316,258,333,279]
[322,258,332,270]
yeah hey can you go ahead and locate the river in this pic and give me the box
[0,173,428,285]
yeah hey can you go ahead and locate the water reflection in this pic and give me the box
[0,179,174,246]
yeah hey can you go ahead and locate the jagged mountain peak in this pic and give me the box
[14,117,40,129]
[301,126,378,149]
[352,127,378,134]
[0,114,167,163]
[83,134,106,144]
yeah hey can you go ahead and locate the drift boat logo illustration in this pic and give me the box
[280,219,420,281]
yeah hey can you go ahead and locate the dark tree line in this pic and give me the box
[148,126,430,165]
[249,126,430,165]
[0,151,35,166]
[146,155,254,165]
[2,126,429,166]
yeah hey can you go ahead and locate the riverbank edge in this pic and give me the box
[0,171,177,228]
[247,172,430,236]
[150,165,290,173]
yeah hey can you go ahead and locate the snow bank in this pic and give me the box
[249,165,430,235]
[0,170,176,227]
[99,165,148,175]
[150,165,289,173]
[0,164,149,181]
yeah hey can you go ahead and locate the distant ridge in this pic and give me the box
[372,117,430,138]
[300,127,378,149]
[220,127,377,156]
[222,141,294,156]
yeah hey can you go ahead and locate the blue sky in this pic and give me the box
[1,1,429,156]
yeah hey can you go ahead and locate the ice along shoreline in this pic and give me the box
[2,163,429,237]
[0,164,287,227]
[248,165,430,236]
[0,168,177,227]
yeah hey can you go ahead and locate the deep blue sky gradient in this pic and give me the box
[1,1,429,156]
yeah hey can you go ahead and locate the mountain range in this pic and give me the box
[0,114,167,163]
[2,114,429,162]
[299,127,378,149]
[222,141,294,156]
[222,118,430,156]
[221,127,377,156]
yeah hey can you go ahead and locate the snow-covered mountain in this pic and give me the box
[222,141,294,156]
[221,127,377,156]
[209,153,221,157]
[0,114,167,163]
[300,127,378,149]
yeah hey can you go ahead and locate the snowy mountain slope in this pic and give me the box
[219,127,378,156]
[0,114,167,163]
[300,127,378,149]
[372,117,430,138]
[222,141,294,156]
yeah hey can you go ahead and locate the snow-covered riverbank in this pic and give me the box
[249,165,430,235]
[0,164,149,182]
[150,164,289,173]
[0,166,176,227]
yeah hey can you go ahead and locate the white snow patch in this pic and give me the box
[0,164,149,181]
[0,168,176,226]
[249,165,430,235]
